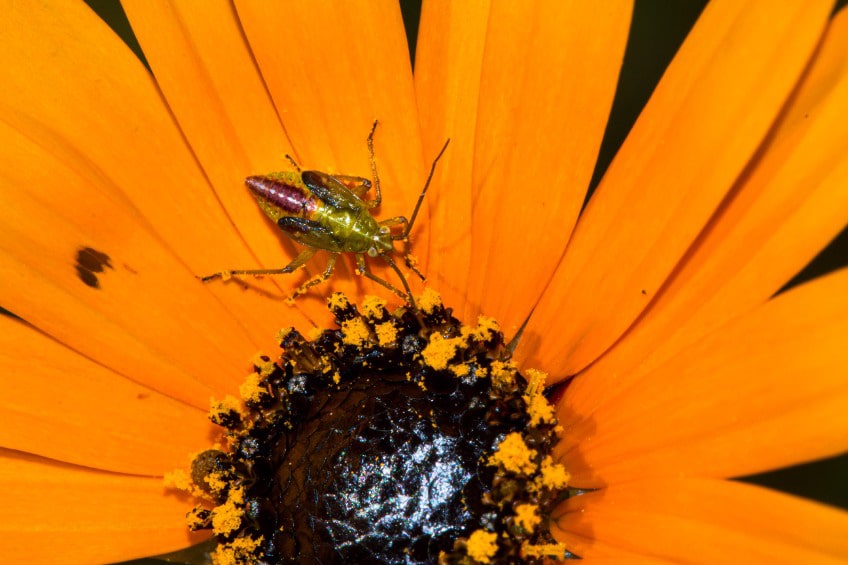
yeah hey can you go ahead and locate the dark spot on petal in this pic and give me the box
[75,247,112,289]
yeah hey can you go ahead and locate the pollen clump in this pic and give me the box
[211,487,246,536]
[212,535,263,565]
[523,369,555,427]
[341,317,371,346]
[514,504,541,533]
[163,469,194,493]
[239,372,268,405]
[490,360,517,388]
[536,456,571,490]
[416,287,442,314]
[490,432,537,475]
[521,542,569,560]
[209,395,242,428]
[328,291,351,312]
[421,333,465,370]
[360,295,387,319]
[466,530,498,563]
[462,315,501,342]
[374,321,398,346]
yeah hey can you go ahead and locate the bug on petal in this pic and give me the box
[201,122,449,305]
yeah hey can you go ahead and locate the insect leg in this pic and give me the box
[355,254,412,304]
[331,175,372,199]
[376,216,425,282]
[290,253,338,301]
[284,154,301,172]
[366,120,382,209]
[199,248,317,282]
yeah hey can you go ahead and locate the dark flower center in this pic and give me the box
[182,291,571,564]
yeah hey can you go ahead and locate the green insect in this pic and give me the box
[201,122,449,305]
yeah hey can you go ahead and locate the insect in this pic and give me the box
[201,122,450,306]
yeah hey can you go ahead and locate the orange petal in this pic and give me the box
[558,6,848,422]
[462,2,632,335]
[517,0,833,376]
[0,1,312,346]
[553,478,848,563]
[0,122,263,407]
[557,268,848,487]
[121,1,322,299]
[414,1,491,310]
[0,450,207,564]
[0,315,213,475]
[234,1,427,313]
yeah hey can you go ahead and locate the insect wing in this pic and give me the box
[301,170,364,212]
[277,217,343,250]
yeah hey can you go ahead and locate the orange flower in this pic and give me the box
[1,1,847,563]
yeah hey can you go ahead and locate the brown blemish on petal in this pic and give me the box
[74,246,112,288]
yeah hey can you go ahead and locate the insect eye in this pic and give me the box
[367,247,378,258]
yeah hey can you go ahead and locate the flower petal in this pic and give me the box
[557,6,848,420]
[0,122,258,407]
[0,315,212,475]
[463,2,632,335]
[414,1,491,310]
[234,1,428,311]
[553,478,848,563]
[0,0,312,347]
[121,1,324,302]
[0,450,206,564]
[518,0,833,376]
[558,268,848,487]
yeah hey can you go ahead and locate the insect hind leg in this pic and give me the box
[355,254,413,305]
[289,253,339,302]
[199,248,317,282]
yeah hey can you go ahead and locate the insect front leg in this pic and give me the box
[365,120,382,209]
[378,216,425,282]
[355,254,412,304]
[289,253,338,301]
[199,247,317,282]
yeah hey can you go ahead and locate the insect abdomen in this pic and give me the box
[246,176,318,217]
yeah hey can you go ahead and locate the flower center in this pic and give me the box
[175,291,572,564]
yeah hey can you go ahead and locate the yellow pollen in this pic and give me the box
[416,287,442,314]
[203,471,228,496]
[211,487,245,536]
[450,363,470,377]
[525,394,556,427]
[361,295,387,319]
[209,395,242,422]
[332,371,341,384]
[375,322,398,346]
[514,503,541,533]
[328,292,350,311]
[212,535,264,565]
[275,327,292,343]
[307,326,323,341]
[466,529,498,563]
[341,317,371,346]
[163,469,193,493]
[490,360,516,388]
[521,541,568,559]
[421,333,466,371]
[524,368,547,397]
[239,372,267,404]
[462,315,501,341]
[490,432,537,475]
[537,455,571,490]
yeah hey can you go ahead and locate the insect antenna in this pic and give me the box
[404,138,451,238]
[381,253,415,305]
